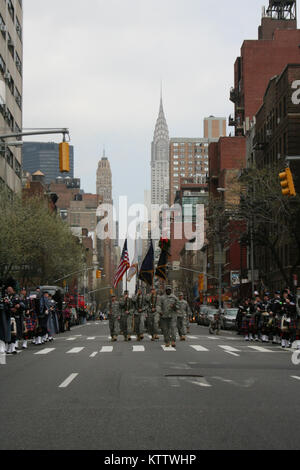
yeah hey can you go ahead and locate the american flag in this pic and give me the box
[113,239,130,288]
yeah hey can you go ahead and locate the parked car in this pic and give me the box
[223,308,239,330]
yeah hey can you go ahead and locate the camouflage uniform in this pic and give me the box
[132,292,147,340]
[119,294,134,341]
[159,287,179,347]
[146,291,161,340]
[177,294,192,340]
[106,297,120,341]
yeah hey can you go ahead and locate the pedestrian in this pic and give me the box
[133,288,147,341]
[177,293,191,341]
[0,287,13,355]
[106,295,120,342]
[38,291,51,345]
[281,295,297,349]
[146,288,161,341]
[159,286,179,348]
[240,298,253,341]
[63,304,71,331]
[119,291,134,341]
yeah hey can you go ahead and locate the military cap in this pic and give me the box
[178,292,184,297]
[166,285,172,290]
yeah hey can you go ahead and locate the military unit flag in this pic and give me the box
[113,239,130,288]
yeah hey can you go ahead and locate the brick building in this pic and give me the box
[208,137,247,304]
[248,63,300,290]
[230,1,300,136]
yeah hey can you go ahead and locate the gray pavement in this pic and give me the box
[0,321,300,450]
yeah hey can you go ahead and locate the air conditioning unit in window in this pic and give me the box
[0,25,7,32]
[4,72,11,80]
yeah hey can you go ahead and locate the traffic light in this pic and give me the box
[279,168,296,197]
[59,142,70,173]
[198,274,204,292]
[96,270,102,279]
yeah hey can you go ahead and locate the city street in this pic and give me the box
[1,322,300,451]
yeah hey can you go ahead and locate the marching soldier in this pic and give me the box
[159,286,179,348]
[177,293,191,341]
[146,288,161,341]
[132,288,147,341]
[119,290,134,341]
[106,295,120,342]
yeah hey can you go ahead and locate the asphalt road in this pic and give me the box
[0,321,300,450]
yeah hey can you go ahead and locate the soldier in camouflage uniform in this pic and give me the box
[177,293,192,341]
[106,295,120,342]
[159,286,179,348]
[119,291,134,341]
[146,288,161,341]
[132,288,147,341]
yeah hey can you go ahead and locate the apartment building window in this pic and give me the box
[16,17,22,42]
[8,0,15,22]
[6,148,13,168]
[15,160,21,178]
[0,54,5,74]
[15,86,22,109]
[7,33,15,58]
[15,52,22,75]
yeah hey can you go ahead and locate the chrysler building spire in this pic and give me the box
[151,92,170,205]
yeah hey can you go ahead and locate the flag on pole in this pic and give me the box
[127,237,138,282]
[138,241,154,287]
[155,237,170,281]
[113,239,130,288]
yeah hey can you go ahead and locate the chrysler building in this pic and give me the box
[151,95,170,206]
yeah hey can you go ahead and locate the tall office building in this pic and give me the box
[151,96,170,206]
[22,142,74,185]
[169,117,226,205]
[0,0,23,193]
[204,116,226,139]
[96,152,112,204]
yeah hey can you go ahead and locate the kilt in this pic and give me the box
[24,315,37,332]
[241,316,255,333]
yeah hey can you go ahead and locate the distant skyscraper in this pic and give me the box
[96,151,112,203]
[151,95,170,206]
[22,142,74,185]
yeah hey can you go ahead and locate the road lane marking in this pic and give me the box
[133,346,145,352]
[190,345,209,352]
[59,373,79,388]
[187,336,199,340]
[191,379,212,388]
[90,352,98,358]
[161,346,176,352]
[291,376,300,381]
[100,346,113,353]
[66,347,85,354]
[219,345,241,356]
[248,346,273,352]
[34,348,56,355]
[87,337,96,340]
[66,338,77,341]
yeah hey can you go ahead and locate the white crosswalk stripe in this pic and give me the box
[190,345,209,352]
[161,346,176,352]
[90,352,98,358]
[67,347,85,354]
[66,338,77,341]
[87,337,96,340]
[34,348,56,355]
[133,346,145,352]
[100,346,113,353]
[219,345,241,357]
[248,346,273,353]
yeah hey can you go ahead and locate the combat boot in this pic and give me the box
[151,336,156,342]
[165,343,170,348]
[127,336,131,342]
[180,336,186,341]
[154,335,159,340]
[171,341,176,348]
[140,335,144,341]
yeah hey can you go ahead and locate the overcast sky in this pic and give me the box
[24,0,297,211]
